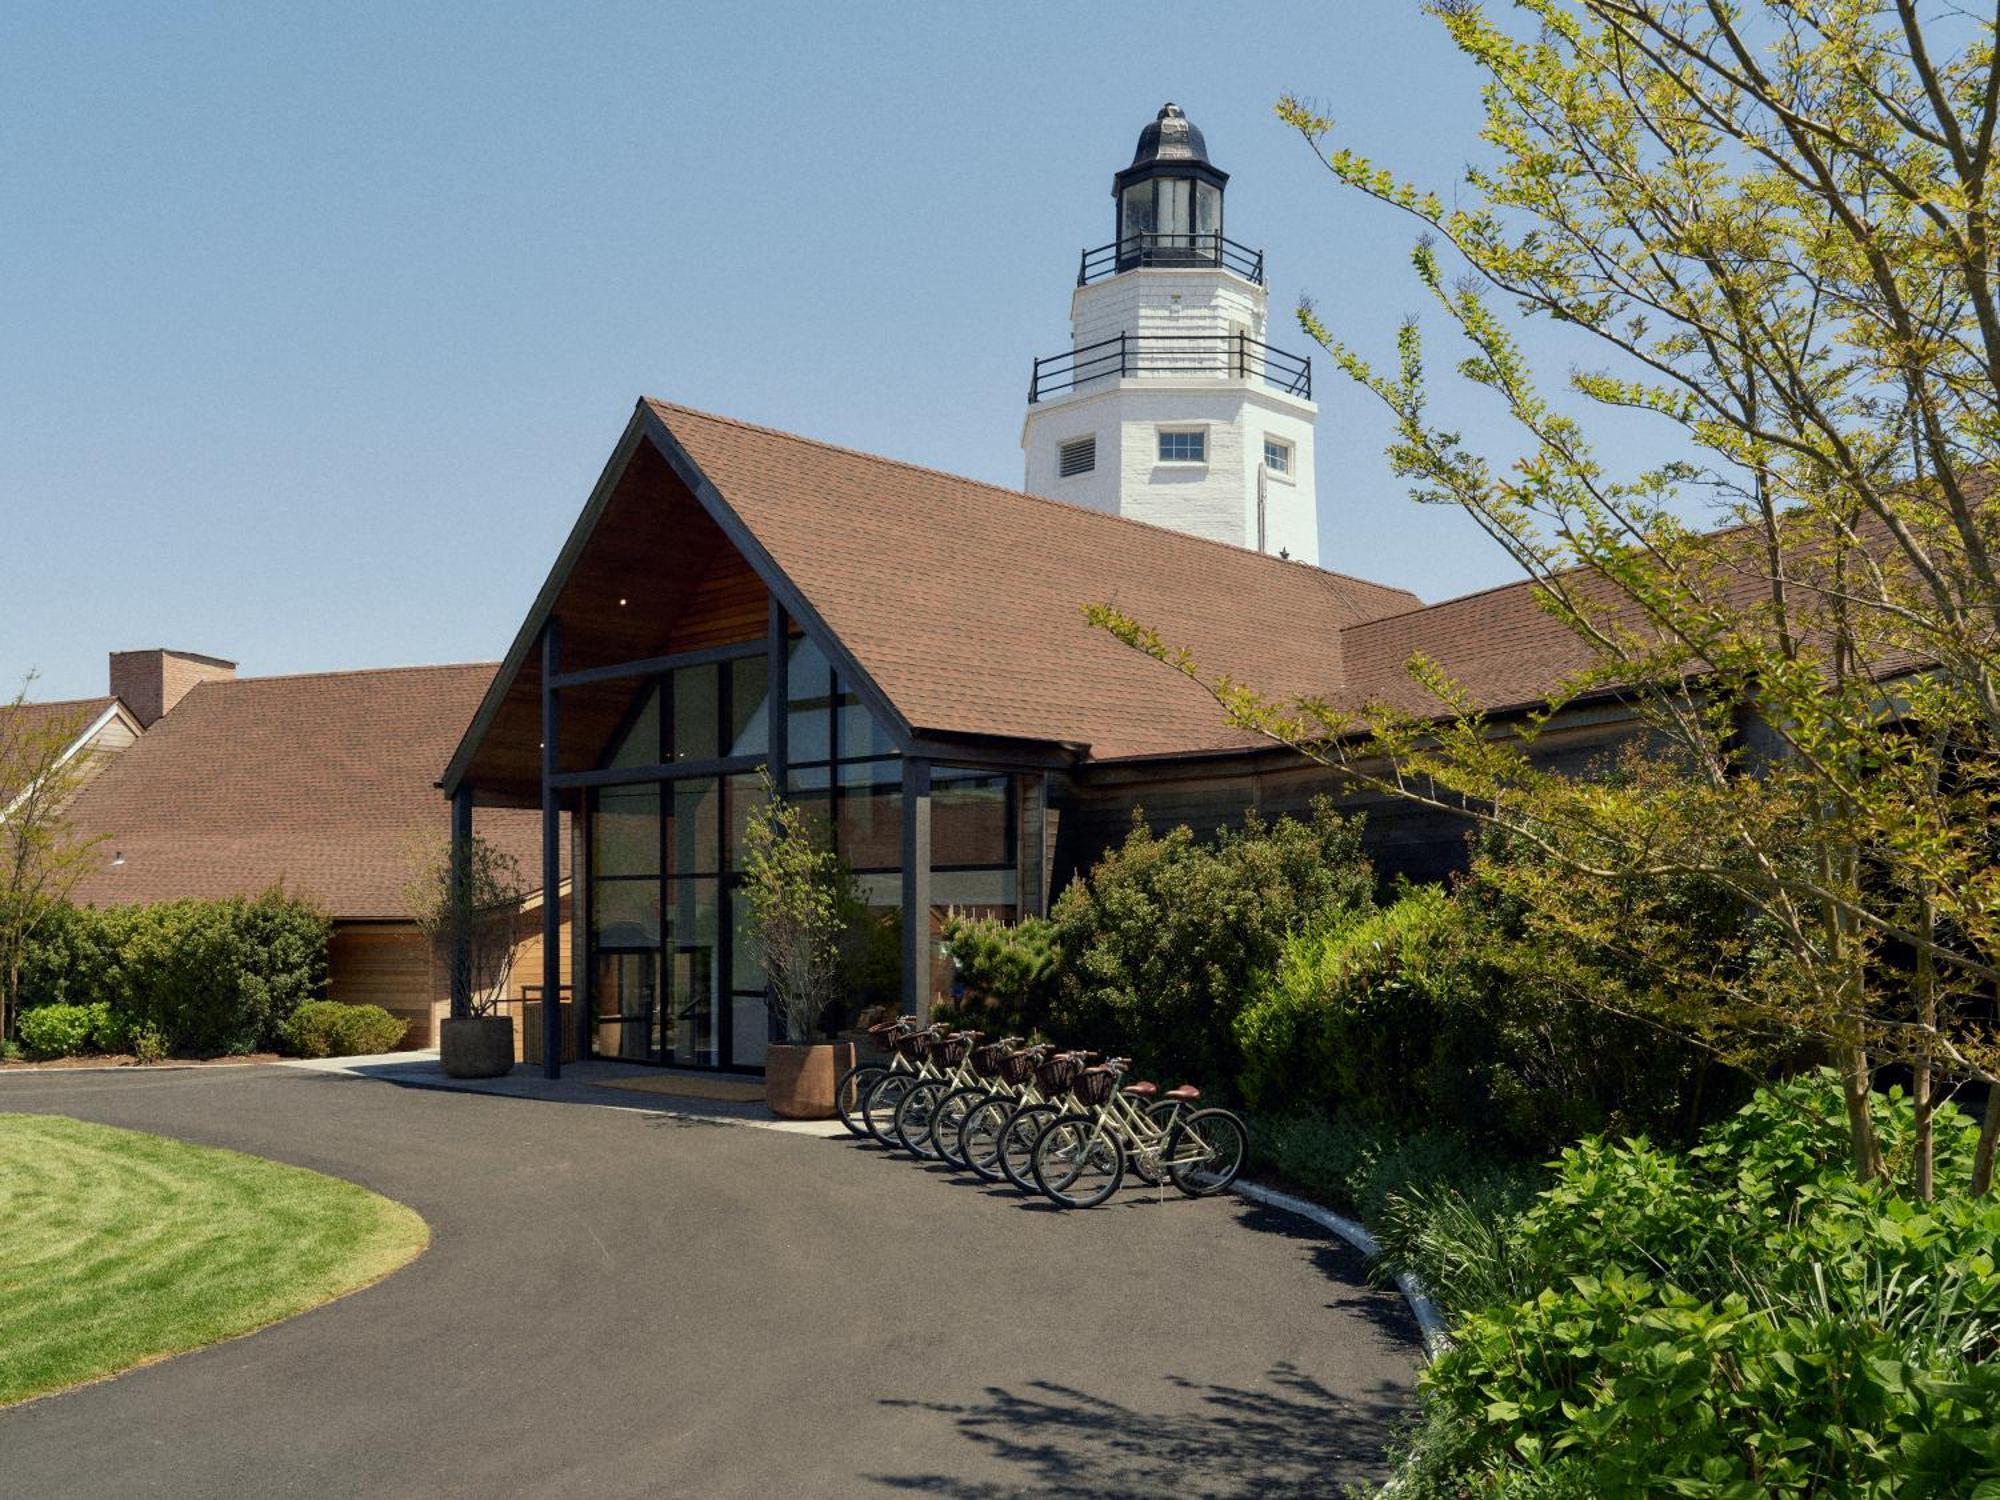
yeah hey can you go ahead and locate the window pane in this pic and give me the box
[837,760,902,872]
[1121,182,1154,241]
[666,777,720,876]
[607,686,660,768]
[592,951,658,1063]
[933,771,1010,868]
[1264,438,1290,474]
[729,654,770,757]
[785,764,833,845]
[664,877,720,1066]
[729,883,764,992]
[1159,177,1192,240]
[835,672,897,761]
[730,992,770,1068]
[593,786,660,877]
[591,877,660,948]
[786,635,832,765]
[1158,430,1205,463]
[671,665,720,763]
[724,772,768,872]
[1196,181,1221,238]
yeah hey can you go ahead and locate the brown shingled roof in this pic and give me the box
[645,401,1422,759]
[67,664,554,921]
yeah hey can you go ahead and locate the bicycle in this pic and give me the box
[991,1049,1095,1192]
[861,1025,978,1145]
[1031,1058,1249,1209]
[894,1036,1024,1165]
[833,1017,922,1139]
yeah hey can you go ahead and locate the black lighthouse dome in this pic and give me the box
[1112,103,1230,271]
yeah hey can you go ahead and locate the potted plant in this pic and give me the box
[741,778,855,1118]
[406,831,531,1079]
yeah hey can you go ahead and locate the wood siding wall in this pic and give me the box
[1064,711,1650,890]
[325,893,574,1053]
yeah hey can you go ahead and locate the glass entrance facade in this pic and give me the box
[582,628,1043,1071]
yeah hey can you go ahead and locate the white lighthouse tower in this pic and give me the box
[1022,103,1320,564]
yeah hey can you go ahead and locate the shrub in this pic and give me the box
[938,912,1060,1036]
[280,1001,408,1059]
[1239,879,1714,1155]
[1049,799,1375,1087]
[1394,1072,2000,1497]
[16,1002,104,1060]
[1250,1109,1539,1227]
[14,890,330,1056]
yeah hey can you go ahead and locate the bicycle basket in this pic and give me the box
[972,1042,1010,1080]
[935,1036,973,1069]
[1035,1054,1083,1093]
[1072,1068,1116,1107]
[998,1050,1041,1087]
[894,1030,935,1062]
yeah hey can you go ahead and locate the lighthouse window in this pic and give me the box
[1157,429,1206,464]
[1058,436,1097,478]
[1263,438,1292,476]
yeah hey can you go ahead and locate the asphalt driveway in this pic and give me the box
[0,1065,1419,1498]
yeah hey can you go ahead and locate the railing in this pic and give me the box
[1028,330,1312,404]
[1078,233,1265,286]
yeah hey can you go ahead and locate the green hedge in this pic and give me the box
[1387,1073,2000,1497]
[279,1002,407,1059]
[16,891,330,1057]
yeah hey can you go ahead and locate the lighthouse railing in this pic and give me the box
[1028,330,1311,403]
[1076,233,1266,286]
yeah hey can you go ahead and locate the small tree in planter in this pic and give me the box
[741,778,856,1117]
[404,830,532,1077]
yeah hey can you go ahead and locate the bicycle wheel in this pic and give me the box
[835,1064,886,1138]
[998,1103,1060,1193]
[930,1085,987,1168]
[863,1071,917,1145]
[1165,1108,1249,1197]
[1032,1113,1125,1209]
[958,1094,1014,1181]
[1127,1099,1184,1187]
[893,1079,949,1158]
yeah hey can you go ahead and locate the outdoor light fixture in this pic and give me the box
[110,850,124,867]
[618,597,628,607]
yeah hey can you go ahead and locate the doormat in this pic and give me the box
[590,1074,767,1103]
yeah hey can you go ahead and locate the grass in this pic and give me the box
[0,1113,428,1406]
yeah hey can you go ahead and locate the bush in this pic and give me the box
[937,912,1060,1036]
[1239,880,1715,1155]
[280,1002,407,1059]
[1250,1109,1539,1227]
[16,1002,104,1060]
[14,889,330,1056]
[1390,1072,2000,1497]
[1049,799,1375,1087]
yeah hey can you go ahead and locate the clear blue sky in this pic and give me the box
[1,2,1668,701]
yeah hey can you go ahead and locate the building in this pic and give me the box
[52,653,567,1048]
[1022,103,1320,563]
[442,397,1632,1079]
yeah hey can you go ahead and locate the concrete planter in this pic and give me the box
[440,1016,515,1079]
[764,1040,855,1119]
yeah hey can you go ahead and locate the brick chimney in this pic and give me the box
[109,649,237,728]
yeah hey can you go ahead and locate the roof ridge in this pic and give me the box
[645,398,1425,608]
[1342,568,1547,629]
[195,661,502,690]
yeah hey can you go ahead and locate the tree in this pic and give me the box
[403,830,532,1018]
[1097,0,2000,1195]
[0,677,106,1046]
[740,778,851,1044]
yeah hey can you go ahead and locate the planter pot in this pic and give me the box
[764,1040,856,1119]
[440,1016,515,1079]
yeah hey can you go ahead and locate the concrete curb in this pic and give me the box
[1234,1180,1452,1358]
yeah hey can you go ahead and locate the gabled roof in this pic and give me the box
[1,695,142,808]
[445,400,1423,791]
[67,664,553,920]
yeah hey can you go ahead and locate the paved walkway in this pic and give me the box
[0,1063,1419,1498]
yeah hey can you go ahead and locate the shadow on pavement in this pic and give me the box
[869,1362,1408,1497]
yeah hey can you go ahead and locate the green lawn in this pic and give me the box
[0,1113,428,1406]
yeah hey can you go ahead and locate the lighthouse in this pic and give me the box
[1022,103,1320,564]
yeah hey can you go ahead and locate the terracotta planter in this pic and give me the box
[764,1040,855,1119]
[440,1016,515,1079]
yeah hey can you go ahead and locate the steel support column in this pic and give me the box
[448,786,473,1021]
[900,757,932,1019]
[540,618,563,1079]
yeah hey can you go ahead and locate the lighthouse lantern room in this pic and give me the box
[1022,103,1321,565]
